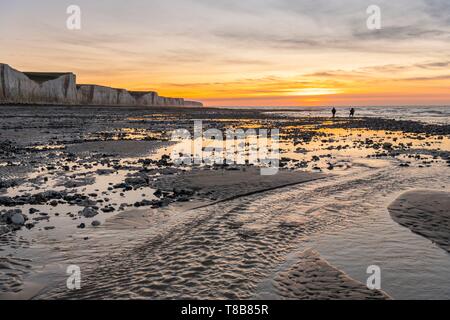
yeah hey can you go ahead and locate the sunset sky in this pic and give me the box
[1,0,450,106]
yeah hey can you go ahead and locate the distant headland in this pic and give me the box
[0,64,203,107]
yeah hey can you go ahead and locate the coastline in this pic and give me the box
[0,64,203,108]
[1,104,450,299]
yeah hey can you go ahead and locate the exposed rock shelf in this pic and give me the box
[0,63,203,107]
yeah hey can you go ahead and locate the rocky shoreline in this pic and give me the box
[1,105,450,299]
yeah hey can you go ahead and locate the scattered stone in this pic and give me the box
[96,169,116,175]
[81,207,98,218]
[11,213,26,225]
[399,163,410,167]
[91,220,101,227]
[382,142,393,150]
[1,209,24,224]
[25,223,35,230]
[125,176,148,188]
[0,196,14,206]
[0,225,11,235]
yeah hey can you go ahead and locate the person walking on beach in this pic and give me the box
[332,107,337,118]
[350,108,355,118]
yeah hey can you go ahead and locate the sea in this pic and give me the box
[210,105,450,125]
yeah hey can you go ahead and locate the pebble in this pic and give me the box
[81,207,98,218]
[11,213,25,225]
[91,220,101,227]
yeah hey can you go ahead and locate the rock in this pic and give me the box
[96,169,116,175]
[33,216,49,222]
[81,207,98,218]
[11,213,25,225]
[399,163,410,167]
[0,225,11,235]
[63,177,95,188]
[383,142,393,150]
[77,223,86,229]
[41,190,64,200]
[140,199,153,206]
[0,179,17,190]
[153,198,171,208]
[125,176,148,188]
[77,199,97,207]
[101,206,115,213]
[153,189,162,197]
[91,220,101,227]
[25,223,35,230]
[29,208,40,214]
[1,209,22,224]
[177,196,190,202]
[173,188,195,196]
[0,196,14,206]
[113,183,131,190]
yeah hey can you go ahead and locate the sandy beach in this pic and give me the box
[0,105,450,300]
[389,190,450,253]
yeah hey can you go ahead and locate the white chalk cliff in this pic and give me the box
[0,64,203,107]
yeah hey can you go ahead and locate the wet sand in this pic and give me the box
[152,166,325,203]
[272,249,389,300]
[389,190,450,253]
[1,105,450,299]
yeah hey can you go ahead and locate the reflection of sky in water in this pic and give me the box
[264,106,450,125]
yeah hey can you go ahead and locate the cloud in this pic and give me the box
[401,75,450,81]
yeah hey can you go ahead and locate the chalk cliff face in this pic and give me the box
[130,91,157,106]
[0,64,77,104]
[117,89,136,106]
[0,63,203,107]
[77,85,121,106]
[184,100,204,107]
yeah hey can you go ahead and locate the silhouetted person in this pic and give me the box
[332,107,337,118]
[350,108,355,118]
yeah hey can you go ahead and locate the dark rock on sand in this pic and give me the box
[25,223,35,230]
[0,196,15,206]
[80,207,98,218]
[101,206,115,213]
[124,176,149,188]
[1,209,26,225]
[91,220,101,227]
[0,225,11,235]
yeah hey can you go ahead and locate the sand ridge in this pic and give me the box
[389,190,450,253]
[272,249,390,300]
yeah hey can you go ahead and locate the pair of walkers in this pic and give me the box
[331,107,355,118]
